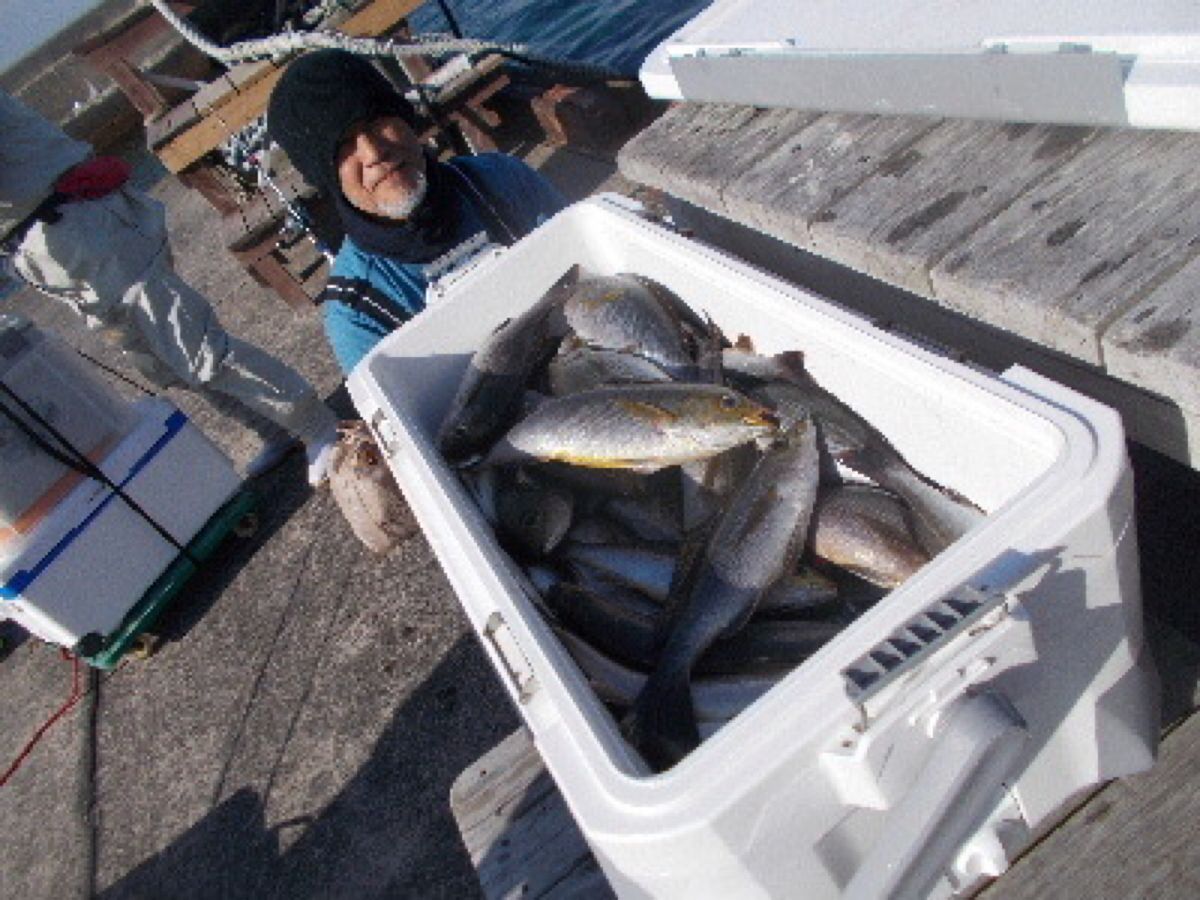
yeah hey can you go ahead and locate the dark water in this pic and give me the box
[409,0,712,75]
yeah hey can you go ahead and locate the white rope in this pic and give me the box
[148,0,529,65]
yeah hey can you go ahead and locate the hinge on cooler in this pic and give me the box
[842,585,1009,706]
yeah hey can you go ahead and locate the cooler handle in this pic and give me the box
[844,691,1028,900]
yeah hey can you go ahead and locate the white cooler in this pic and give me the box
[347,196,1160,899]
[1,398,242,649]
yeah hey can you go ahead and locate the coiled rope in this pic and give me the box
[148,0,631,83]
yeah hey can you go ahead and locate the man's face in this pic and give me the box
[336,115,427,219]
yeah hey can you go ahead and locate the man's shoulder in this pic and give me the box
[451,152,537,184]
[330,237,382,277]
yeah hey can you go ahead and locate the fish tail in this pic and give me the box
[622,668,700,772]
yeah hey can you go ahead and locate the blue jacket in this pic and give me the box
[320,153,567,373]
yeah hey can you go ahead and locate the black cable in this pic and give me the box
[0,381,201,567]
[70,348,158,397]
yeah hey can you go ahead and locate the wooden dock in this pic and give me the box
[616,104,1200,470]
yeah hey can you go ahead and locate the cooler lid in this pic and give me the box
[640,0,1200,131]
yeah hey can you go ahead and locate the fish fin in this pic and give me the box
[622,670,700,772]
[693,314,728,385]
[537,265,583,338]
[734,333,756,352]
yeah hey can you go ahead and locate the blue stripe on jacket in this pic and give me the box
[322,153,567,374]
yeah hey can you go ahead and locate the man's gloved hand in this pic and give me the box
[54,157,132,200]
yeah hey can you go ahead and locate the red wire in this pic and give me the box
[0,649,87,788]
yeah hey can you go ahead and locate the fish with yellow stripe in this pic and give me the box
[478,383,779,472]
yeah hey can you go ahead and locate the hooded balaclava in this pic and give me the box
[268,49,473,263]
[267,49,419,195]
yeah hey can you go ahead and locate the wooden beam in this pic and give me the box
[155,0,425,173]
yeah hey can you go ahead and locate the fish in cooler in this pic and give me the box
[438,265,983,772]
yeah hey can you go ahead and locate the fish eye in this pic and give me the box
[719,393,740,409]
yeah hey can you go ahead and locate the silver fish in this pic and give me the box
[547,346,672,396]
[694,619,844,676]
[482,383,779,472]
[564,273,696,376]
[757,568,842,619]
[544,581,662,670]
[437,265,576,463]
[603,493,684,545]
[679,441,760,533]
[537,461,665,499]
[459,467,499,526]
[563,543,677,603]
[554,628,780,722]
[525,565,561,596]
[746,375,984,554]
[564,514,641,547]
[495,468,575,559]
[627,274,714,342]
[626,418,821,770]
[721,348,808,386]
[547,574,843,678]
[810,484,930,588]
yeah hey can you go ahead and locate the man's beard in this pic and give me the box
[375,170,428,220]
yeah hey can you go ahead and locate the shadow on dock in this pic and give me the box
[96,635,517,900]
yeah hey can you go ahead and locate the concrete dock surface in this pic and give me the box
[0,133,633,898]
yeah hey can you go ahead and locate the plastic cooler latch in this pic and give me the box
[483,612,539,704]
[368,409,399,458]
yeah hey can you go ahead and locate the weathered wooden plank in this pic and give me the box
[1102,252,1200,420]
[617,104,799,214]
[478,774,613,899]
[930,129,1200,365]
[669,197,1200,468]
[985,709,1200,899]
[189,72,238,117]
[224,60,276,93]
[721,112,942,250]
[618,106,943,250]
[452,729,550,839]
[451,729,612,899]
[808,121,1095,295]
[145,97,201,148]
